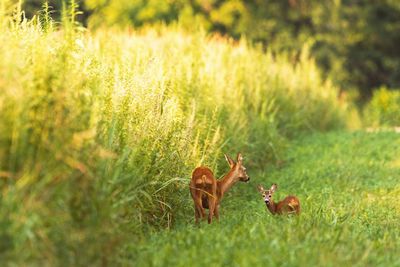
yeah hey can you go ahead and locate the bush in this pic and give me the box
[363,87,400,127]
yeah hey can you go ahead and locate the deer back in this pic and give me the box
[191,167,216,187]
[276,195,300,214]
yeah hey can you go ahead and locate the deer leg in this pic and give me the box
[208,195,216,224]
[195,192,206,220]
[199,195,207,220]
[190,186,206,224]
[199,205,206,220]
[207,183,217,224]
[196,205,206,221]
[214,204,220,220]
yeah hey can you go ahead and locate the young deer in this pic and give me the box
[257,184,300,215]
[190,152,250,224]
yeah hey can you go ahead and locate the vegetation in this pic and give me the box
[364,87,400,127]
[1,1,399,266]
[132,131,400,267]
[23,0,400,99]
[0,3,345,264]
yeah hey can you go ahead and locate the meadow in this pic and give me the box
[133,131,400,267]
[1,3,399,266]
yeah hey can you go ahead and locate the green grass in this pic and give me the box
[0,3,347,264]
[1,4,398,266]
[126,130,400,266]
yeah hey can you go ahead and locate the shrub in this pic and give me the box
[364,87,400,127]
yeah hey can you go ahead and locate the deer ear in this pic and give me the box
[270,184,277,193]
[257,184,265,193]
[224,154,235,168]
[236,152,243,164]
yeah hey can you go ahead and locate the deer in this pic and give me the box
[189,152,250,224]
[257,184,300,215]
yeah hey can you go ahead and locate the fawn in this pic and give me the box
[190,152,250,224]
[257,184,300,215]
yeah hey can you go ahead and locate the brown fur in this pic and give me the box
[257,184,300,215]
[189,153,249,224]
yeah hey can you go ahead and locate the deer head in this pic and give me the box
[224,152,250,183]
[257,184,277,204]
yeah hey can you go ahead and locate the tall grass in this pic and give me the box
[0,2,345,264]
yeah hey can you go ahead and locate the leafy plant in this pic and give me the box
[364,86,400,127]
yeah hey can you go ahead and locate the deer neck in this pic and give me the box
[265,200,277,215]
[216,168,239,202]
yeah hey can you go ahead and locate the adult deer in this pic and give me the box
[190,152,250,224]
[257,184,300,215]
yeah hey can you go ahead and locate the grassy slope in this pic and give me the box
[128,130,400,267]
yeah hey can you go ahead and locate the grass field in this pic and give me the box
[1,4,398,266]
[128,130,400,266]
[0,5,347,264]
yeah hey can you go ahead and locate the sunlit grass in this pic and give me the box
[0,3,347,264]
